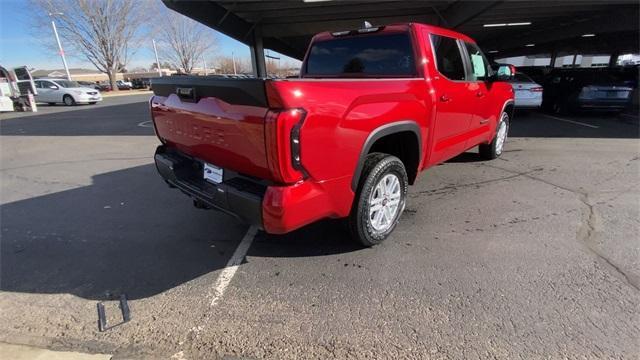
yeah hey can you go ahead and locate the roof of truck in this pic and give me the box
[311,23,475,44]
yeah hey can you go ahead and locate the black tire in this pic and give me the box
[88,102,97,105]
[63,95,76,106]
[552,100,567,115]
[479,112,509,160]
[348,153,408,247]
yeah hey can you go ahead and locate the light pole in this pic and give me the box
[232,51,237,75]
[49,12,71,81]
[152,39,162,77]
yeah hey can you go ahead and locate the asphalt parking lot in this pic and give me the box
[1,95,638,359]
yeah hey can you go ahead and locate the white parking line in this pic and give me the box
[209,226,258,307]
[539,113,600,129]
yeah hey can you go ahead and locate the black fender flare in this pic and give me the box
[501,99,515,120]
[351,120,422,191]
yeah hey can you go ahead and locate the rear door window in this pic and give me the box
[305,33,416,77]
[430,34,466,81]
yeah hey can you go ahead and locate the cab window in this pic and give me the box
[463,42,491,81]
[430,34,466,81]
[305,33,416,77]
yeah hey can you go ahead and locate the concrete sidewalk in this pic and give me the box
[0,343,111,360]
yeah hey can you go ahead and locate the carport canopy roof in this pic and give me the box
[162,0,639,59]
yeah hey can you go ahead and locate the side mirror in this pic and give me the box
[493,64,516,81]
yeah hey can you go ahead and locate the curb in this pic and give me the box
[0,342,112,360]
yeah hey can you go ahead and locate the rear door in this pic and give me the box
[428,33,475,164]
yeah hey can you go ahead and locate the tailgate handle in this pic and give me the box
[176,87,197,102]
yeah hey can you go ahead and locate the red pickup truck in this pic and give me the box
[150,23,514,246]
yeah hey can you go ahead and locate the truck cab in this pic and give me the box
[150,23,514,246]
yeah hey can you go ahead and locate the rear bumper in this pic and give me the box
[154,146,350,234]
[514,97,542,108]
[577,98,630,110]
[154,146,265,228]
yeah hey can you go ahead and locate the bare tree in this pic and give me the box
[156,12,216,74]
[31,0,147,91]
[214,56,251,75]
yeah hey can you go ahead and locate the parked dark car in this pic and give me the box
[96,82,112,91]
[131,78,151,89]
[77,81,100,90]
[542,68,633,114]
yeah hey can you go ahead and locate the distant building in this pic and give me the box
[31,68,108,81]
[30,68,176,82]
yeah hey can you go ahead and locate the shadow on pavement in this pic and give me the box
[0,164,358,301]
[0,101,153,136]
[510,110,639,139]
[252,219,361,258]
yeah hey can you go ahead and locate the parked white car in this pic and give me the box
[509,72,543,109]
[33,79,102,106]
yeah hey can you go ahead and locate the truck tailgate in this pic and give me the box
[150,77,273,180]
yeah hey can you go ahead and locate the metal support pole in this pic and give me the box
[549,49,558,68]
[152,40,162,77]
[51,20,71,80]
[250,27,267,78]
[609,52,620,68]
[203,58,208,76]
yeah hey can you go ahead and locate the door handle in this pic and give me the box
[440,94,451,102]
[476,91,484,97]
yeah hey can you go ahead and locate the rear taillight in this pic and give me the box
[265,108,308,184]
[529,87,543,92]
[149,96,164,143]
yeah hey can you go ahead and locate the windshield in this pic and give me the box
[511,73,535,83]
[305,33,416,77]
[54,80,81,88]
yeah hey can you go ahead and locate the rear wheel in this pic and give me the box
[63,95,76,106]
[552,100,568,115]
[348,153,408,247]
[89,102,97,105]
[479,112,509,160]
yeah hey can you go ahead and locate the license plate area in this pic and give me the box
[203,162,223,184]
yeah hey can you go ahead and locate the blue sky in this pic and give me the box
[0,0,298,71]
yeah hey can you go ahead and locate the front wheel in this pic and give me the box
[63,94,76,106]
[479,112,509,160]
[348,153,408,247]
